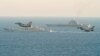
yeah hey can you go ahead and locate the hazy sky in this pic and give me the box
[0,0,100,17]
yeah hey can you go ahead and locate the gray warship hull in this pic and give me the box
[3,27,50,32]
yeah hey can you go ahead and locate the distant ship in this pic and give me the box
[3,26,46,32]
[46,20,95,32]
[3,21,52,32]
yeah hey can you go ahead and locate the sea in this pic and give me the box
[0,17,100,56]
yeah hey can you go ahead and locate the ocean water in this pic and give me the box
[0,17,100,56]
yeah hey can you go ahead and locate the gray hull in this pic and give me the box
[3,27,50,32]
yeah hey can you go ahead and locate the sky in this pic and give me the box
[0,0,100,17]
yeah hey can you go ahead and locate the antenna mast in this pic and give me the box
[73,0,93,19]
